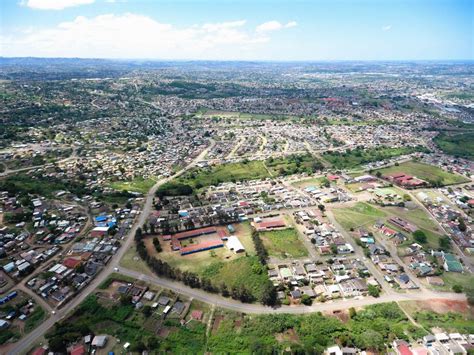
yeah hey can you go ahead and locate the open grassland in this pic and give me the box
[322,146,427,169]
[265,154,323,176]
[110,177,156,194]
[177,160,269,189]
[434,131,474,160]
[259,228,308,259]
[333,202,387,230]
[384,206,441,233]
[199,109,295,121]
[376,161,469,185]
[291,176,327,188]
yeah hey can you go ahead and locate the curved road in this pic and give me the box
[6,140,468,354]
[8,142,214,355]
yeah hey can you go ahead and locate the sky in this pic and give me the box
[0,0,472,60]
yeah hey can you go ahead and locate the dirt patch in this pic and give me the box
[211,315,224,335]
[158,327,171,338]
[276,328,300,343]
[404,299,472,316]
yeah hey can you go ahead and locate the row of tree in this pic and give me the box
[134,228,277,305]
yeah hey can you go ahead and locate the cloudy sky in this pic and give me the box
[0,0,472,60]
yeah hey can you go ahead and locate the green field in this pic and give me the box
[333,202,387,230]
[110,177,156,194]
[199,109,295,121]
[434,132,474,160]
[259,228,308,259]
[322,146,428,169]
[376,161,469,186]
[291,176,327,188]
[266,154,323,176]
[177,160,269,189]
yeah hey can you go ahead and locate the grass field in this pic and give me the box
[199,109,295,121]
[384,206,440,233]
[434,132,474,160]
[265,154,322,176]
[177,160,269,189]
[376,161,469,186]
[333,202,387,230]
[259,228,308,259]
[291,176,327,188]
[110,177,156,194]
[322,146,427,169]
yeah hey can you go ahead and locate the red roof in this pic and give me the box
[191,310,203,320]
[397,343,413,355]
[179,239,223,255]
[327,175,339,181]
[239,201,249,207]
[173,227,217,240]
[70,345,86,355]
[468,199,474,206]
[259,220,286,229]
[63,257,82,269]
[32,348,47,355]
[217,230,228,238]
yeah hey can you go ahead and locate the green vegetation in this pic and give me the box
[266,154,323,176]
[259,228,308,259]
[176,160,269,190]
[376,161,469,186]
[201,256,270,301]
[156,182,194,198]
[24,307,46,332]
[434,132,474,160]
[110,177,156,194]
[208,302,426,353]
[322,146,428,169]
[45,294,206,353]
[333,202,386,230]
[415,311,474,333]
[0,173,87,198]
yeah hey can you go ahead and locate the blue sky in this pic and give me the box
[0,0,472,60]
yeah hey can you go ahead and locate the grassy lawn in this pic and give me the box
[383,206,441,233]
[322,146,427,169]
[291,176,326,188]
[434,132,474,160]
[177,160,270,189]
[200,256,270,301]
[437,272,474,292]
[200,110,295,121]
[259,228,308,259]
[376,161,469,186]
[119,245,155,276]
[333,202,386,230]
[265,154,322,176]
[110,177,156,194]
[234,221,256,255]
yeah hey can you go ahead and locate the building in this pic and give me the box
[226,236,245,253]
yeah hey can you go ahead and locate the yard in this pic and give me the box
[332,202,387,230]
[375,161,469,186]
[109,177,156,194]
[291,176,327,189]
[259,228,308,259]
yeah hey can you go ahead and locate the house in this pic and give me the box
[92,335,108,348]
[443,254,463,273]
[326,345,343,355]
[0,319,10,329]
[394,340,413,355]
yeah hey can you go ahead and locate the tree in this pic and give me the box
[142,305,152,317]
[318,204,326,212]
[330,244,338,255]
[439,235,451,251]
[413,230,427,244]
[368,284,380,297]
[260,281,277,306]
[452,284,463,293]
[301,294,312,305]
[349,307,357,318]
[458,217,467,232]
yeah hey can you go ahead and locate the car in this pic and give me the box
[113,267,119,272]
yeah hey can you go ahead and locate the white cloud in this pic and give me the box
[0,13,297,59]
[22,0,95,10]
[382,25,392,31]
[256,20,297,32]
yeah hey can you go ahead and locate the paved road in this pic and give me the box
[119,266,466,314]
[7,142,214,355]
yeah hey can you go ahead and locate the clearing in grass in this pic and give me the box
[332,202,387,230]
